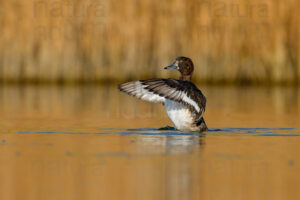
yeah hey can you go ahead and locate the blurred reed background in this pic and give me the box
[0,0,299,84]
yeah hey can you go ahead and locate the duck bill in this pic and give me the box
[164,62,178,70]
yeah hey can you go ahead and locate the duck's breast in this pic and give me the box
[164,99,196,131]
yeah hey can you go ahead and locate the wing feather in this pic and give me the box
[119,79,206,115]
[119,81,165,103]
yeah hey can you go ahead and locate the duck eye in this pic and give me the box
[179,60,183,63]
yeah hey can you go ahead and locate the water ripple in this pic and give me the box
[17,127,298,136]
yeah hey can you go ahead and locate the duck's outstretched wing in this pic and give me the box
[118,80,166,103]
[118,79,206,114]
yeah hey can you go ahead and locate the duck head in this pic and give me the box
[164,57,194,81]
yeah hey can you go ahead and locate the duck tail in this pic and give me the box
[196,117,208,132]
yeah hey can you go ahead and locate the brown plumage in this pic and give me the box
[119,57,208,132]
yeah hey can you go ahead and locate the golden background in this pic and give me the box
[0,0,299,84]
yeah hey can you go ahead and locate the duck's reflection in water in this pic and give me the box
[165,135,205,154]
[135,135,205,155]
[132,135,205,200]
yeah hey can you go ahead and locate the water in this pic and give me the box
[0,85,300,200]
[17,127,299,136]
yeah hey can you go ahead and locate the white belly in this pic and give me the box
[165,100,197,131]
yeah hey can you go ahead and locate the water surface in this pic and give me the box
[0,85,299,200]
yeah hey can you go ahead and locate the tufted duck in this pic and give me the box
[118,57,208,132]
